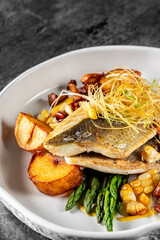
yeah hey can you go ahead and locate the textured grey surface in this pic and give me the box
[1,0,160,239]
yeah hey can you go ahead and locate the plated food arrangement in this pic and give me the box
[14,67,160,231]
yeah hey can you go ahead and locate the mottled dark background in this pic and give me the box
[1,0,160,239]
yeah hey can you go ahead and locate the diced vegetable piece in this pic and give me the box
[130,179,141,188]
[120,189,136,202]
[144,185,155,194]
[126,201,147,216]
[139,193,150,206]
[47,97,74,119]
[138,172,151,181]
[134,187,144,195]
[120,169,159,217]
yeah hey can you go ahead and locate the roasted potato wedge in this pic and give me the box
[28,152,84,196]
[15,112,52,152]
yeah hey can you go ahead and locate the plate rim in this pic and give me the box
[1,45,160,239]
[1,44,160,97]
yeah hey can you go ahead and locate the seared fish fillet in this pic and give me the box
[44,107,156,158]
[66,139,160,174]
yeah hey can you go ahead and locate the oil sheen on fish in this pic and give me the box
[44,107,156,158]
[65,139,160,174]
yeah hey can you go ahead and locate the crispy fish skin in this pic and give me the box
[65,139,160,175]
[44,107,156,158]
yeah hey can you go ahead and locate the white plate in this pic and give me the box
[1,46,160,240]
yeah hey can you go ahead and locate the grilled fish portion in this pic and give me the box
[44,107,156,158]
[66,139,160,174]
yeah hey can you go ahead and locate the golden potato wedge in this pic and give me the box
[15,112,52,152]
[28,152,84,196]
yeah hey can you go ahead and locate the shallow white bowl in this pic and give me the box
[1,46,160,240]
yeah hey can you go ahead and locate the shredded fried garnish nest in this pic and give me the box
[87,68,160,132]
[48,67,160,132]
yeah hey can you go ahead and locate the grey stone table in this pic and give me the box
[1,0,160,239]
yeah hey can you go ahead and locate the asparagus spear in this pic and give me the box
[65,171,128,232]
[110,175,118,199]
[65,178,87,211]
[103,175,113,231]
[104,205,113,232]
[116,175,123,190]
[116,200,123,215]
[116,175,129,215]
[110,175,126,217]
[104,195,114,232]
[96,192,104,223]
[84,188,91,213]
[96,176,108,223]
[104,175,123,231]
[84,176,100,214]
